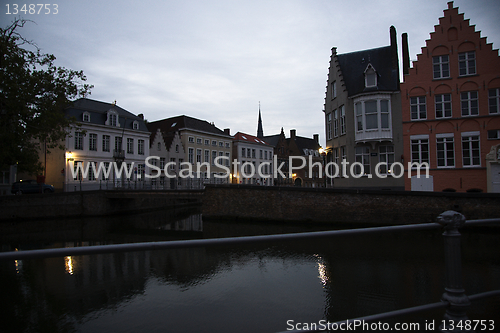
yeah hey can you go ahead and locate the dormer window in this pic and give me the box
[83,112,90,122]
[106,110,119,127]
[133,121,139,130]
[364,64,377,88]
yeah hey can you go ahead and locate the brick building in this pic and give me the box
[401,2,500,192]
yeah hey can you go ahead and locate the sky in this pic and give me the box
[2,0,500,146]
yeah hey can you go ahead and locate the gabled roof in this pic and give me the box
[65,98,149,132]
[288,136,320,151]
[337,45,399,96]
[147,115,231,138]
[233,132,271,146]
[262,134,281,147]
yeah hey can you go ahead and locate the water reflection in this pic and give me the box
[0,208,499,333]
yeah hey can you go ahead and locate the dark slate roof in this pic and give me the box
[288,136,320,151]
[337,46,399,96]
[262,134,281,147]
[65,98,149,132]
[147,115,231,138]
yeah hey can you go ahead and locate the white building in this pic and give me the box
[58,98,150,191]
[232,132,273,185]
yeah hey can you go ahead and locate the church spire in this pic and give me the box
[257,101,264,138]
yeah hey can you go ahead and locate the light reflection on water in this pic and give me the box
[1,208,499,333]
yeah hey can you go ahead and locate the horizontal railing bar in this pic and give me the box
[276,289,500,333]
[1,218,499,261]
[1,222,441,261]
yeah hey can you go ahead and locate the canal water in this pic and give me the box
[1,207,499,333]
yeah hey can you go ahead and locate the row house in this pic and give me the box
[45,98,150,191]
[146,115,233,185]
[401,2,500,192]
[263,129,323,187]
[324,26,404,190]
[232,132,274,185]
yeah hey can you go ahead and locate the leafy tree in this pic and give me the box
[0,19,93,174]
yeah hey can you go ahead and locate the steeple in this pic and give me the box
[257,101,264,138]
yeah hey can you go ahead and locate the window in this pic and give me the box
[108,112,118,127]
[75,132,84,150]
[83,112,90,122]
[73,161,83,180]
[433,55,450,79]
[157,142,161,151]
[225,152,230,166]
[378,145,395,174]
[212,151,217,165]
[487,130,500,140]
[435,94,452,118]
[205,150,210,163]
[138,164,145,179]
[462,133,480,167]
[340,105,346,135]
[89,133,97,151]
[355,103,363,131]
[127,138,134,154]
[436,134,455,167]
[196,138,202,145]
[252,149,256,158]
[133,121,139,130]
[410,96,426,120]
[188,148,194,164]
[212,140,217,146]
[355,99,391,131]
[102,162,110,180]
[188,137,194,143]
[102,135,110,152]
[196,149,202,163]
[326,113,332,140]
[205,139,210,146]
[265,151,268,160]
[489,88,500,114]
[176,144,179,153]
[88,162,96,181]
[160,158,166,169]
[219,141,223,147]
[411,136,429,165]
[170,158,176,170]
[333,109,338,137]
[260,150,263,159]
[225,142,230,148]
[365,65,377,87]
[461,91,478,116]
[458,51,476,76]
[354,146,370,176]
[331,81,336,99]
[138,140,144,155]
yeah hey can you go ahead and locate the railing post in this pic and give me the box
[436,210,473,332]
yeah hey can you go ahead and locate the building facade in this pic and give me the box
[147,116,233,184]
[232,132,274,185]
[401,2,500,192]
[149,128,186,189]
[324,26,404,190]
[58,98,150,191]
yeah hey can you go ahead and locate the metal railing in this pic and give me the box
[1,211,499,332]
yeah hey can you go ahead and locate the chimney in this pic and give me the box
[402,32,410,76]
[138,114,144,120]
[224,128,230,136]
[313,134,319,143]
[390,26,398,71]
[290,129,296,139]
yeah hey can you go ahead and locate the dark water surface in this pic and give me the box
[1,207,499,332]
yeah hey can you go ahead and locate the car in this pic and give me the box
[11,180,55,194]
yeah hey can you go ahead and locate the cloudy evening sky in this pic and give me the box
[2,0,500,145]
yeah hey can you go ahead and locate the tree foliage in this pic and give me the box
[0,19,93,173]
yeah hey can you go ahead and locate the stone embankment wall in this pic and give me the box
[1,190,203,221]
[202,185,500,225]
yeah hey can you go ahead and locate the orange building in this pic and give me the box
[401,2,500,192]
